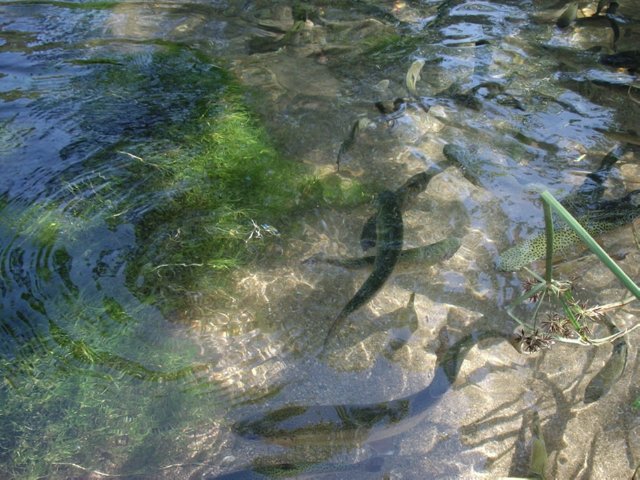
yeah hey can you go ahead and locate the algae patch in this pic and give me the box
[0,41,371,479]
[126,78,370,311]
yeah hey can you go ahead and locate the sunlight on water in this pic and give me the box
[1,0,640,478]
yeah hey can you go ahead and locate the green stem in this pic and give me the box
[542,196,554,284]
[523,267,545,284]
[509,281,547,308]
[559,291,582,334]
[530,289,547,329]
[540,190,640,301]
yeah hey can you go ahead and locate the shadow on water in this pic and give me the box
[1,0,640,478]
[216,330,508,478]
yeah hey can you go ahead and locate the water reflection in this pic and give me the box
[1,0,640,478]
[0,3,242,476]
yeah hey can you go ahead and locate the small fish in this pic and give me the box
[442,143,523,193]
[337,118,371,170]
[442,143,484,185]
[595,128,640,146]
[556,2,578,29]
[361,167,445,251]
[306,237,460,270]
[406,59,425,97]
[600,51,640,73]
[584,320,628,404]
[324,190,403,348]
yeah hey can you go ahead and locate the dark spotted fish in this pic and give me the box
[337,118,371,170]
[442,143,524,192]
[497,190,640,272]
[324,190,403,348]
[496,148,629,272]
[360,167,444,251]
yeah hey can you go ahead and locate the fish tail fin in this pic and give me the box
[407,292,416,308]
[323,311,348,352]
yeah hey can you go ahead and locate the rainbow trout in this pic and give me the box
[324,190,403,348]
[360,167,445,251]
[306,237,460,270]
[496,147,625,272]
[497,190,640,272]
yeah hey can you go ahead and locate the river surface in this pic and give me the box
[1,1,640,478]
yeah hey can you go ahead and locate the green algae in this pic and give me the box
[0,253,214,478]
[123,68,370,311]
[0,43,372,478]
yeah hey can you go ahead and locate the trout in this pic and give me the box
[360,167,445,251]
[324,190,403,347]
[497,190,640,272]
[307,237,460,270]
[235,331,506,447]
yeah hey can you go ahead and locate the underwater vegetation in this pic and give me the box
[2,0,639,477]
[0,41,371,478]
[120,58,371,313]
[0,295,211,479]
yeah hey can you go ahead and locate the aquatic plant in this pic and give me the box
[0,286,215,479]
[507,191,640,352]
[0,42,374,478]
[125,88,371,309]
[506,191,640,350]
[87,50,373,312]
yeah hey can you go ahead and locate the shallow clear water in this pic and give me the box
[1,1,640,478]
